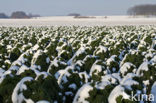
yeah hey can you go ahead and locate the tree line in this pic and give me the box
[0,11,40,19]
[127,4,156,16]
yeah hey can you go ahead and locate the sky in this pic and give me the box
[0,0,156,16]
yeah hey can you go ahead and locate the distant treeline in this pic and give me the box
[127,4,156,16]
[0,11,40,19]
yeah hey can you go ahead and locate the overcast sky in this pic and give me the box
[0,0,156,16]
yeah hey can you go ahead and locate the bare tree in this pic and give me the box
[127,4,156,16]
[0,13,8,18]
[67,13,81,17]
[11,11,29,19]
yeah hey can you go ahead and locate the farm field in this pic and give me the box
[0,25,156,103]
[0,16,156,26]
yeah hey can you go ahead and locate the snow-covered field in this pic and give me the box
[0,25,156,103]
[0,16,156,26]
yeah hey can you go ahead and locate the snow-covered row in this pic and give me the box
[0,26,156,103]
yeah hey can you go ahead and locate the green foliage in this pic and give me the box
[108,61,119,73]
[46,42,58,58]
[0,45,7,54]
[91,61,106,81]
[29,34,37,45]
[116,95,136,103]
[20,69,36,78]
[83,56,97,73]
[62,73,82,103]
[34,53,50,71]
[10,48,21,62]
[73,51,87,62]
[94,47,109,60]
[144,36,152,46]
[38,38,50,49]
[120,64,136,77]
[137,64,156,95]
[0,75,21,103]
[123,53,144,68]
[86,85,115,103]
[48,61,67,75]
[23,75,62,103]
[72,40,81,51]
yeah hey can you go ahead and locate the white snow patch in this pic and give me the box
[143,80,150,86]
[32,44,39,51]
[119,62,136,76]
[73,83,93,103]
[12,77,34,103]
[0,68,5,76]
[120,73,139,90]
[151,82,156,103]
[67,46,86,65]
[106,55,117,65]
[108,85,130,103]
[46,57,50,64]
[150,55,156,63]
[36,100,50,103]
[96,74,118,89]
[95,45,107,54]
[31,50,42,65]
[79,72,90,83]
[69,83,77,90]
[17,65,30,75]
[90,64,103,76]
[136,62,149,76]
